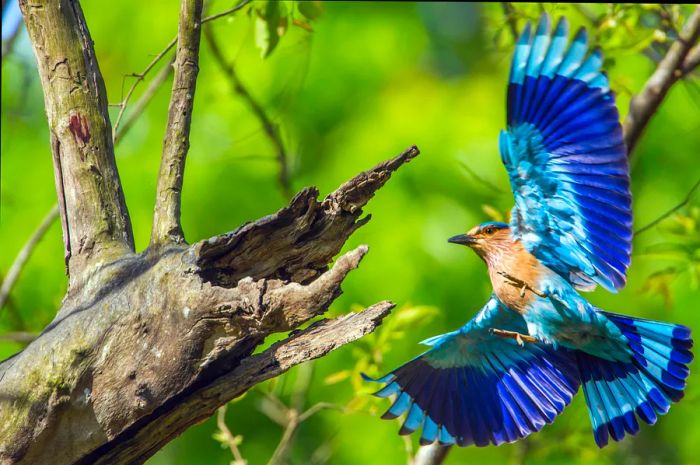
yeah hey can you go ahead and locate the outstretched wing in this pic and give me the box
[363,296,580,447]
[501,15,632,292]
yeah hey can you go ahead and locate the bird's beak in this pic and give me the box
[448,234,476,246]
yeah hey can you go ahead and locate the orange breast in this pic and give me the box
[488,240,548,314]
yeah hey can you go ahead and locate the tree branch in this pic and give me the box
[0,206,59,312]
[624,5,700,154]
[85,302,393,465]
[112,48,176,143]
[113,55,175,145]
[18,0,135,285]
[681,43,700,76]
[151,0,204,246]
[634,176,700,236]
[193,144,420,286]
[500,2,519,40]
[204,26,292,198]
[0,147,418,465]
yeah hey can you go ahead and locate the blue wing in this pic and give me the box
[363,296,580,446]
[501,15,632,292]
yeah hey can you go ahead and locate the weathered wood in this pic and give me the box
[0,148,418,465]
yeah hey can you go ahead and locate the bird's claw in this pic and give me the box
[489,328,538,347]
[497,271,548,298]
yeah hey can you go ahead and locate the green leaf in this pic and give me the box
[298,1,323,20]
[387,305,439,332]
[324,370,351,385]
[255,1,282,58]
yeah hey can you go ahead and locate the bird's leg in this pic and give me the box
[497,271,548,298]
[489,328,538,346]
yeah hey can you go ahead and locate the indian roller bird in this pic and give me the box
[364,15,693,448]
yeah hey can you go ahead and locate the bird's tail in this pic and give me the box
[575,311,693,447]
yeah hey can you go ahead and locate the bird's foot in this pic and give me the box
[489,328,538,346]
[497,271,548,298]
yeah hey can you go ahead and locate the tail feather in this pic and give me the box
[577,311,693,447]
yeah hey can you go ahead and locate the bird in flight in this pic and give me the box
[364,15,693,448]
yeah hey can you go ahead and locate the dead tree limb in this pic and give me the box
[0,146,418,465]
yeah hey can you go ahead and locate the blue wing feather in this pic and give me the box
[363,296,580,446]
[502,15,631,292]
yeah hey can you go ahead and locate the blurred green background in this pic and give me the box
[2,2,699,464]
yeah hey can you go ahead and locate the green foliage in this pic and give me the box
[252,1,321,58]
[639,204,700,307]
[2,2,699,465]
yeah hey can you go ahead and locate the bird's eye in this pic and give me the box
[483,226,495,235]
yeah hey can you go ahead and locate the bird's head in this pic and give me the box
[448,221,512,264]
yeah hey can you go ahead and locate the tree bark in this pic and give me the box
[18,0,134,286]
[0,146,419,465]
[151,0,204,246]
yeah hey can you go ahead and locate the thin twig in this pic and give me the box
[0,206,59,312]
[204,26,292,198]
[216,405,247,465]
[634,176,700,236]
[624,5,700,155]
[113,55,175,145]
[266,401,339,465]
[151,0,204,245]
[500,2,519,40]
[459,160,504,194]
[110,0,253,143]
[111,39,177,141]
[201,0,252,24]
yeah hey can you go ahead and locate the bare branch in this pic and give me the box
[634,176,700,236]
[85,302,394,465]
[18,0,135,284]
[111,0,252,143]
[0,206,59,312]
[112,44,177,142]
[216,405,247,465]
[682,44,700,76]
[151,0,204,246]
[0,148,418,465]
[459,160,504,194]
[624,6,700,154]
[201,0,252,24]
[113,55,175,145]
[193,145,420,286]
[204,26,292,198]
[500,2,519,40]
[266,402,338,465]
